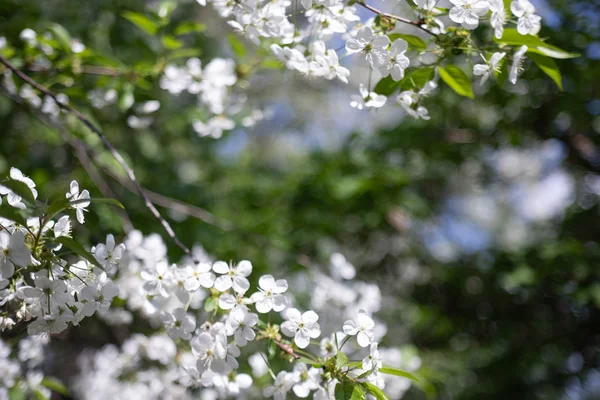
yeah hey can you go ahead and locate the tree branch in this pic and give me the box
[357,2,436,36]
[0,55,198,262]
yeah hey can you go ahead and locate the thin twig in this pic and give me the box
[357,2,436,36]
[274,340,301,359]
[101,167,233,231]
[0,86,134,232]
[0,55,197,262]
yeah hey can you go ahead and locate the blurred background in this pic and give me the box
[1,0,600,398]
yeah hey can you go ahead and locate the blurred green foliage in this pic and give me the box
[1,0,600,398]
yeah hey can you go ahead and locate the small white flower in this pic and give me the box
[473,52,506,85]
[414,0,437,10]
[53,215,71,238]
[79,280,119,316]
[192,332,226,373]
[280,308,321,349]
[184,262,215,291]
[250,274,288,313]
[225,308,258,346]
[65,180,90,224]
[362,342,383,371]
[511,0,541,35]
[509,45,528,84]
[93,234,126,273]
[345,26,390,69]
[0,167,38,209]
[161,307,196,340]
[264,371,295,399]
[350,84,387,110]
[0,231,31,280]
[213,260,252,293]
[343,309,375,347]
[141,261,172,297]
[21,276,72,314]
[380,39,410,81]
[489,0,507,39]
[397,80,437,120]
[291,363,322,398]
[449,0,490,30]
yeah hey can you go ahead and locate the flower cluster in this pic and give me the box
[0,168,122,336]
[1,168,419,399]
[192,0,550,120]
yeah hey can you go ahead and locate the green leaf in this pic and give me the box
[374,76,401,96]
[161,35,183,50]
[402,67,435,91]
[174,22,206,36]
[528,53,563,90]
[8,386,26,400]
[336,351,350,367]
[0,179,36,205]
[438,65,474,99]
[227,34,246,58]
[260,59,284,70]
[375,67,436,96]
[119,83,135,111]
[494,28,580,59]
[0,203,28,226]
[33,390,48,400]
[335,380,366,400]
[168,48,203,60]
[380,365,420,381]
[361,382,390,400]
[122,11,159,35]
[55,236,103,270]
[47,23,72,51]
[296,357,323,367]
[204,296,217,312]
[388,33,427,51]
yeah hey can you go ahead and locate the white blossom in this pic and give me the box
[250,274,288,313]
[449,0,490,30]
[280,308,321,348]
[343,309,375,347]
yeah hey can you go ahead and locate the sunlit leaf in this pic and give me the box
[122,11,159,35]
[438,65,474,99]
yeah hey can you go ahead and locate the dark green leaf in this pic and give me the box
[55,236,103,270]
[0,203,28,226]
[388,33,427,50]
[438,65,474,99]
[374,76,401,96]
[380,365,420,381]
[528,53,563,90]
[361,382,390,400]
[122,11,159,35]
[227,34,246,58]
[335,380,366,400]
[494,28,579,59]
[0,179,36,205]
